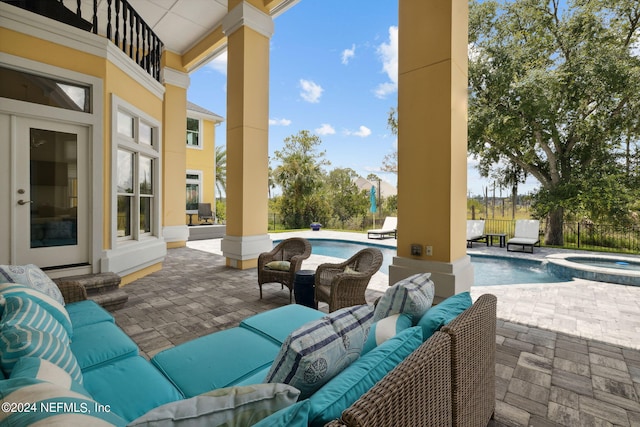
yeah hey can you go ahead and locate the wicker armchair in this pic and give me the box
[257,238,312,302]
[315,248,383,312]
[53,280,88,304]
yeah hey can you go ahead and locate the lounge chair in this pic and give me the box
[507,219,541,253]
[466,220,487,247]
[367,216,397,239]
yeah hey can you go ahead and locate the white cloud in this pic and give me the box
[345,125,372,138]
[374,26,398,99]
[315,123,336,135]
[342,44,356,65]
[206,51,227,75]
[269,118,292,126]
[299,79,324,103]
[631,39,640,58]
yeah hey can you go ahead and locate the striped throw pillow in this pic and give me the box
[373,273,435,322]
[265,304,374,399]
[0,378,126,426]
[0,283,72,336]
[10,357,90,398]
[1,296,69,344]
[0,323,83,384]
[361,313,414,354]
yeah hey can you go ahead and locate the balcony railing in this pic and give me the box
[3,0,163,82]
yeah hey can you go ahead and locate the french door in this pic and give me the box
[14,117,89,269]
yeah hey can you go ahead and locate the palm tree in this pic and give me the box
[215,145,226,197]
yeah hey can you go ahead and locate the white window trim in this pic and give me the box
[186,170,203,214]
[110,94,162,249]
[186,116,203,150]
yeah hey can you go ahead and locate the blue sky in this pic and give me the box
[187,0,540,198]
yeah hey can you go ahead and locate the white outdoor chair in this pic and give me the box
[507,220,541,253]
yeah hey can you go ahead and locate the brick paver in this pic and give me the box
[114,237,640,427]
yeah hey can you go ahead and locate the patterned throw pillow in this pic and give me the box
[373,273,435,322]
[127,383,300,427]
[265,304,374,399]
[361,313,414,354]
[0,283,73,337]
[0,264,65,306]
[265,261,291,271]
[0,323,83,383]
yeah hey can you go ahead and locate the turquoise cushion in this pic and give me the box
[417,291,473,340]
[0,264,65,305]
[362,313,413,354]
[265,304,374,400]
[128,383,300,427]
[374,273,435,322]
[0,323,82,383]
[239,304,326,345]
[66,299,114,328]
[82,355,183,422]
[0,377,127,426]
[1,295,69,344]
[253,399,311,427]
[234,366,271,386]
[70,321,138,371]
[308,326,423,427]
[151,327,281,398]
[10,357,90,397]
[0,283,73,336]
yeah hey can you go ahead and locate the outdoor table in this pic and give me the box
[293,269,316,308]
[487,233,507,248]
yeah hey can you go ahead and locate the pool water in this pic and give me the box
[304,239,566,286]
[565,257,640,272]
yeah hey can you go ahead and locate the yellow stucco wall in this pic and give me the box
[397,1,468,263]
[225,26,270,238]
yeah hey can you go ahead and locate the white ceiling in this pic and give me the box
[78,0,296,56]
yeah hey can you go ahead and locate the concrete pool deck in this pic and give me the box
[188,229,640,351]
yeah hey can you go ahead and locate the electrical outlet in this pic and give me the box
[411,244,422,256]
[426,245,433,256]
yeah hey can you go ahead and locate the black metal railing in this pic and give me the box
[3,0,163,82]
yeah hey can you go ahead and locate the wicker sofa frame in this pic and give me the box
[327,293,497,427]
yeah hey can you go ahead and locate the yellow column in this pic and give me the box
[389,1,473,299]
[161,59,190,248]
[220,2,273,268]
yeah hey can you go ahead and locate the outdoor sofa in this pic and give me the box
[0,265,496,427]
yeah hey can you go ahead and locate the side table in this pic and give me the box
[293,270,316,308]
[486,233,506,248]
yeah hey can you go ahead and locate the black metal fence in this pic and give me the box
[482,219,640,254]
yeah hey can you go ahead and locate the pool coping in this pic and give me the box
[546,253,640,286]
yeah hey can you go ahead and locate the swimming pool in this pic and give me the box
[300,239,566,286]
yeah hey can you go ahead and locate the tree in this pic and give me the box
[327,168,369,227]
[273,130,331,228]
[381,108,398,174]
[215,145,226,197]
[468,0,640,244]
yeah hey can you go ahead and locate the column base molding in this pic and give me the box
[389,255,473,301]
[221,234,272,269]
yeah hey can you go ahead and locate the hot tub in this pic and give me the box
[546,253,640,286]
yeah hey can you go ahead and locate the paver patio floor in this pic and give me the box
[113,240,640,427]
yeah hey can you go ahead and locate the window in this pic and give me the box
[0,66,91,113]
[186,117,200,147]
[114,100,159,241]
[186,172,202,212]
